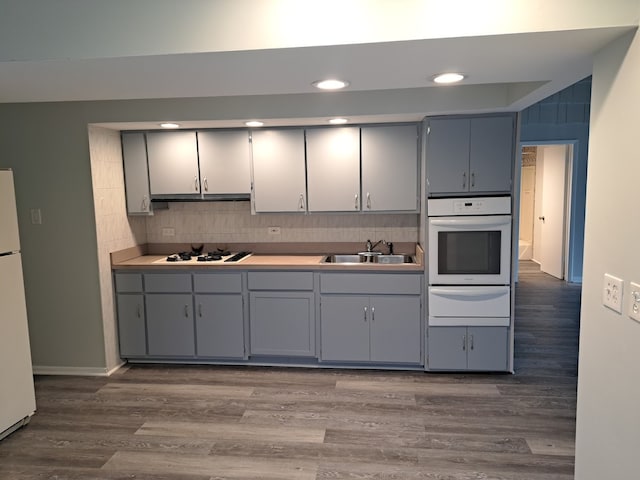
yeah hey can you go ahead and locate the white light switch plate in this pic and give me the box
[628,282,640,323]
[603,273,624,313]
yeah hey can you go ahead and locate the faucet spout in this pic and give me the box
[366,239,385,252]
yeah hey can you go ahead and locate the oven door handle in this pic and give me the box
[429,287,510,298]
[429,217,511,227]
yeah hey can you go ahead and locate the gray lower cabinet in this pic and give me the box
[146,294,195,357]
[194,294,245,358]
[249,291,315,357]
[144,273,195,357]
[114,273,146,357]
[116,294,146,357]
[248,271,315,357]
[428,326,508,371]
[320,295,421,364]
[193,272,245,358]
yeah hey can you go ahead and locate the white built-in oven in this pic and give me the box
[428,197,511,286]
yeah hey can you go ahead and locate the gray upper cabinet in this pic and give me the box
[197,130,251,196]
[251,129,307,212]
[306,127,361,212]
[147,131,200,196]
[426,115,514,195]
[361,124,419,212]
[121,132,152,215]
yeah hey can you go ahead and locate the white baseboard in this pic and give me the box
[33,361,126,377]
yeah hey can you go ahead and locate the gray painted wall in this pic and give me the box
[574,30,640,479]
[520,77,591,282]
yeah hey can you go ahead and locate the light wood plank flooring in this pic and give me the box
[0,261,581,479]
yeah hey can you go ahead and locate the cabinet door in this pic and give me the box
[249,292,315,356]
[251,129,307,212]
[426,118,471,194]
[466,327,508,371]
[369,296,421,364]
[197,130,251,195]
[427,326,468,370]
[147,131,200,196]
[320,296,370,362]
[121,133,152,214]
[195,294,245,358]
[469,116,514,193]
[361,125,419,211]
[146,294,195,356]
[306,127,360,212]
[116,294,146,357]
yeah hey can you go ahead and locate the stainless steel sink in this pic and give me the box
[323,254,362,263]
[375,254,415,264]
[323,253,414,264]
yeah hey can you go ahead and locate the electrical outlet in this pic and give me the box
[161,227,175,237]
[30,208,42,225]
[603,273,624,313]
[268,226,281,235]
[628,282,640,323]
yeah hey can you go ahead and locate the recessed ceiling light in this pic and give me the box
[329,118,349,124]
[160,122,180,129]
[245,121,264,127]
[432,73,465,84]
[312,79,350,90]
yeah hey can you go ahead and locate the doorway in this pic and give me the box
[518,143,573,280]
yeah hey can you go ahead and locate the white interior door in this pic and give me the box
[538,145,568,279]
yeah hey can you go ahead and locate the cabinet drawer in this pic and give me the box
[248,272,313,291]
[428,286,510,317]
[114,273,143,293]
[320,273,422,295]
[194,273,242,293]
[145,273,192,292]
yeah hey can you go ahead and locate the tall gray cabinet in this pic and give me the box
[426,115,514,195]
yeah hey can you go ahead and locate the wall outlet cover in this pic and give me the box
[628,282,640,323]
[603,273,624,314]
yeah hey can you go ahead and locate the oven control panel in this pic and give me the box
[428,196,511,216]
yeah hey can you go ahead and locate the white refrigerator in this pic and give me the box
[0,169,36,441]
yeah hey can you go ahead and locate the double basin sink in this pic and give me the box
[323,252,415,265]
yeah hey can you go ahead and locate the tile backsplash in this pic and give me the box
[145,201,418,244]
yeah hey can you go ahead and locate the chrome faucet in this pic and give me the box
[366,239,393,254]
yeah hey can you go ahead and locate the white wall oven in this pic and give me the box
[427,196,512,330]
[428,196,511,286]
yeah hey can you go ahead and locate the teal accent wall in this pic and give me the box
[520,77,591,282]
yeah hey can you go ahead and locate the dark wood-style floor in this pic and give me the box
[0,261,582,479]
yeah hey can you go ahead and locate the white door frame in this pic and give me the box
[518,140,575,281]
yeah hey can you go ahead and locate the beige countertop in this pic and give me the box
[111,243,425,272]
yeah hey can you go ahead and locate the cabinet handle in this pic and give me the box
[462,172,467,189]
[469,334,474,350]
[198,303,203,317]
[194,175,199,192]
[366,192,371,209]
[363,306,368,322]
[184,305,189,318]
[136,304,142,318]
[141,195,148,211]
[299,194,305,210]
[203,177,209,192]
[462,334,466,351]
[354,193,359,210]
[371,306,375,321]
[471,172,475,188]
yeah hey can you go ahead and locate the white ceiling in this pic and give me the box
[0,1,637,129]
